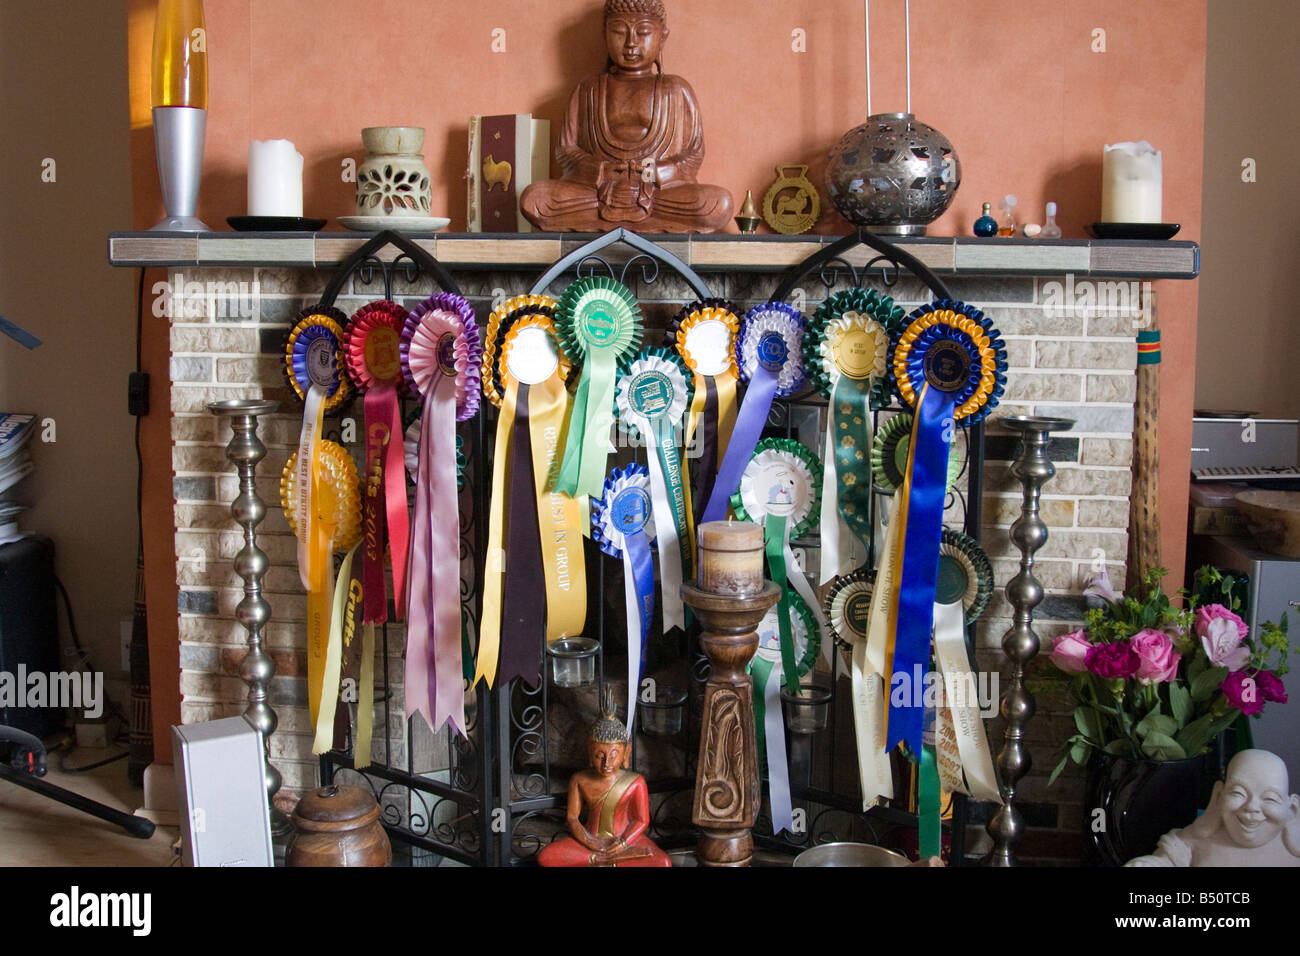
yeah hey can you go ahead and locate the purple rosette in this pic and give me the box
[400,291,482,422]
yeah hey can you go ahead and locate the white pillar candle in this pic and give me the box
[1102,141,1163,223]
[247,139,304,217]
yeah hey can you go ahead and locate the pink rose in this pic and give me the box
[1256,670,1288,704]
[1086,642,1141,680]
[1195,604,1248,642]
[1130,628,1181,683]
[1221,671,1266,716]
[1200,616,1252,671]
[1050,630,1091,673]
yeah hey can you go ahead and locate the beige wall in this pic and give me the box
[1196,0,1300,418]
[0,2,137,693]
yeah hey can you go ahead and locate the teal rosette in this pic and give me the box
[553,276,643,499]
[804,288,905,410]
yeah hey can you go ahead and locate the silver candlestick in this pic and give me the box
[208,399,292,848]
[986,415,1074,867]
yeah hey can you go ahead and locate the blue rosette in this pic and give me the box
[890,299,1007,427]
[285,306,351,411]
[735,301,808,397]
[591,462,658,736]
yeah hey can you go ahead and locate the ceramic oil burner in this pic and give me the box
[356,126,432,218]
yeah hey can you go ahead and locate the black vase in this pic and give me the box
[1084,753,1209,866]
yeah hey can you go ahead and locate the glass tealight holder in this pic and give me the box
[781,680,833,735]
[637,686,688,737]
[546,637,600,688]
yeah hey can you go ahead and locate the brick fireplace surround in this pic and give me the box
[110,232,1198,863]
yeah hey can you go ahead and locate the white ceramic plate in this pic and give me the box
[338,215,451,232]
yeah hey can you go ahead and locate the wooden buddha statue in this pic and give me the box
[536,688,671,867]
[519,0,732,233]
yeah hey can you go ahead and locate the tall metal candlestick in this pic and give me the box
[986,415,1073,867]
[681,580,780,867]
[208,399,292,847]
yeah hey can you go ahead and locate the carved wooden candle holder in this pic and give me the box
[681,580,781,867]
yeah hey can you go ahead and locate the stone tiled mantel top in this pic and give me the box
[108,231,1200,279]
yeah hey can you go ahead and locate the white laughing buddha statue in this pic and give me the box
[1126,749,1300,867]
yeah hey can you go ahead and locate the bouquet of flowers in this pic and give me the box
[1043,566,1291,783]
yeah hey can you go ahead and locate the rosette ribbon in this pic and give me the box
[280,440,361,757]
[400,292,480,736]
[345,301,413,625]
[731,437,829,673]
[670,302,740,525]
[882,301,1006,759]
[592,464,656,737]
[805,289,902,583]
[553,277,642,500]
[616,348,692,634]
[477,309,587,689]
[702,302,806,522]
[825,570,894,809]
[751,590,819,836]
[284,308,350,594]
[931,529,1001,806]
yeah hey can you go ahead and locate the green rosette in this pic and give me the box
[871,411,963,495]
[804,288,906,410]
[553,276,643,499]
[824,568,876,653]
[729,437,822,540]
[936,527,994,625]
[755,587,820,678]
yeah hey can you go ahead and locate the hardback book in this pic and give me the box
[467,114,550,233]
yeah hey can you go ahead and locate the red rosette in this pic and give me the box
[344,300,410,393]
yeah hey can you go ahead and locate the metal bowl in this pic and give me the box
[792,842,911,867]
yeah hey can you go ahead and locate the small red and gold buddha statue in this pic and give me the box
[537,688,671,867]
[519,0,732,233]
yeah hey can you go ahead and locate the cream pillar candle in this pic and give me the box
[247,139,304,217]
[1102,141,1162,223]
[697,520,764,596]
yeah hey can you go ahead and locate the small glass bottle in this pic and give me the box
[1040,201,1062,239]
[997,195,1018,237]
[973,202,997,237]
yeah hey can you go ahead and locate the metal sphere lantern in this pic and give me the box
[825,112,961,236]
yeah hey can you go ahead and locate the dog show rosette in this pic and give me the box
[553,276,643,500]
[591,463,657,737]
[480,294,571,410]
[616,347,692,635]
[805,288,904,584]
[476,308,587,690]
[702,301,807,523]
[752,587,820,835]
[344,300,412,626]
[729,437,829,684]
[280,439,364,758]
[668,300,741,525]
[879,300,1007,760]
[399,291,479,736]
[871,411,963,495]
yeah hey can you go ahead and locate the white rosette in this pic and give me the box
[818,311,890,584]
[616,352,690,635]
[736,443,830,666]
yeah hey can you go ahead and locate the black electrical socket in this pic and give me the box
[128,372,150,417]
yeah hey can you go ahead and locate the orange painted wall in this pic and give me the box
[131,0,1207,746]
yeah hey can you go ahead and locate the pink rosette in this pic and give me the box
[401,292,482,422]
[343,300,410,392]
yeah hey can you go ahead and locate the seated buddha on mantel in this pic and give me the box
[519,0,733,233]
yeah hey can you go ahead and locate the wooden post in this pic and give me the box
[1127,290,1161,593]
[681,581,780,867]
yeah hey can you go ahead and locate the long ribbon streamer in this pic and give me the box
[313,543,357,754]
[636,413,689,633]
[932,599,1002,803]
[529,374,587,642]
[295,385,325,589]
[501,385,547,688]
[475,379,519,688]
[919,742,942,859]
[763,514,799,696]
[555,352,618,499]
[751,656,794,835]
[887,384,953,755]
[361,385,407,623]
[821,375,874,583]
[623,527,655,737]
[703,364,778,522]
[356,622,375,769]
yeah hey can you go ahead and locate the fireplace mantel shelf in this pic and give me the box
[108,230,1199,279]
